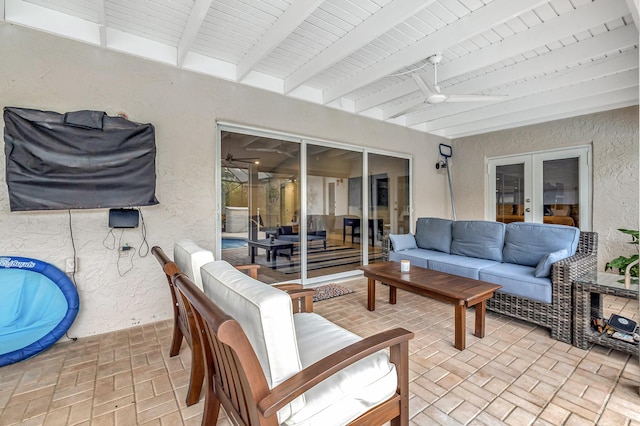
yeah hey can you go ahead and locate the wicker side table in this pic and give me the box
[573,272,639,355]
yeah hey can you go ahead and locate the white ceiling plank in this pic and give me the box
[96,0,106,47]
[5,0,100,44]
[177,0,213,67]
[322,0,547,104]
[284,0,435,94]
[625,0,640,32]
[237,0,324,81]
[437,0,631,81]
[420,68,639,132]
[441,89,639,138]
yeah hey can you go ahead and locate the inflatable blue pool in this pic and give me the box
[0,257,80,367]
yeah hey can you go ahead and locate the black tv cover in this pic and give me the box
[4,107,159,211]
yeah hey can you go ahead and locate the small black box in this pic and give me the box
[108,208,139,228]
[608,314,637,334]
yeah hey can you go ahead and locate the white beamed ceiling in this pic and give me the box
[4,0,638,138]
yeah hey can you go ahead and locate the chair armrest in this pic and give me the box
[273,283,303,291]
[285,288,315,313]
[258,327,414,418]
[234,264,261,279]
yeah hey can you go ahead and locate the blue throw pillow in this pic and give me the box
[534,249,569,278]
[390,233,417,252]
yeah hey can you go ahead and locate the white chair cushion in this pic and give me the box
[287,313,397,426]
[200,261,304,421]
[173,240,214,290]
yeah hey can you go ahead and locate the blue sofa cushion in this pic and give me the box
[388,249,429,269]
[428,255,499,280]
[389,233,417,252]
[503,222,580,267]
[479,263,552,304]
[415,218,452,253]
[450,221,506,262]
[534,249,569,278]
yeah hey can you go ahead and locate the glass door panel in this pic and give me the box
[495,163,526,224]
[220,130,300,283]
[368,153,410,263]
[306,144,363,279]
[541,157,580,228]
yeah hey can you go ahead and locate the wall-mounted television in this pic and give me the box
[3,107,159,211]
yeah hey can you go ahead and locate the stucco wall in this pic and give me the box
[0,23,450,337]
[452,106,639,270]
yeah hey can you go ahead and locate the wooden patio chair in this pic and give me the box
[173,266,414,426]
[152,243,314,406]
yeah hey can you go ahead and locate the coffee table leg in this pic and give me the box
[250,246,256,263]
[454,304,466,350]
[389,285,397,305]
[474,301,486,338]
[367,278,376,311]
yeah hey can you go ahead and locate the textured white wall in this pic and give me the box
[0,24,449,337]
[451,107,639,270]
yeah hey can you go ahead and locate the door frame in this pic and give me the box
[486,145,592,230]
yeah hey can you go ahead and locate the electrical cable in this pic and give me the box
[103,228,116,250]
[66,210,78,342]
[137,208,149,257]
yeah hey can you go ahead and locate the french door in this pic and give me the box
[487,146,591,230]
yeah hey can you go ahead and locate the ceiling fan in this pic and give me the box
[221,133,260,165]
[222,151,260,165]
[411,53,507,105]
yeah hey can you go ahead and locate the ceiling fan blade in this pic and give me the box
[387,98,429,119]
[411,73,435,96]
[446,94,507,103]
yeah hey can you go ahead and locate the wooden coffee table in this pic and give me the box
[358,262,502,350]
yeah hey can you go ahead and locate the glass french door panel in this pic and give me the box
[541,157,580,228]
[495,163,526,224]
[306,144,363,279]
[368,153,410,263]
[220,130,300,283]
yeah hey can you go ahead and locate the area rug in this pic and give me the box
[312,284,354,302]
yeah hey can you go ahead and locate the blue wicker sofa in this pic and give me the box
[387,218,597,344]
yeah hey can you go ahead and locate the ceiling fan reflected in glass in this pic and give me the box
[412,53,508,105]
[221,133,260,165]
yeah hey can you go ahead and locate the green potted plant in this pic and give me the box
[605,228,638,284]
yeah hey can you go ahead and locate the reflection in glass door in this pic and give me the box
[306,144,363,279]
[219,130,301,284]
[488,147,590,229]
[368,153,410,263]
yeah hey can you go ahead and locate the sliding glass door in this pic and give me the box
[218,125,412,283]
[306,143,363,279]
[368,153,410,263]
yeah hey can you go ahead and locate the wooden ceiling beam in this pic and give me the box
[237,0,324,81]
[177,0,213,67]
[284,0,434,94]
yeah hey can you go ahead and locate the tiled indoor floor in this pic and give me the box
[1,277,639,425]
